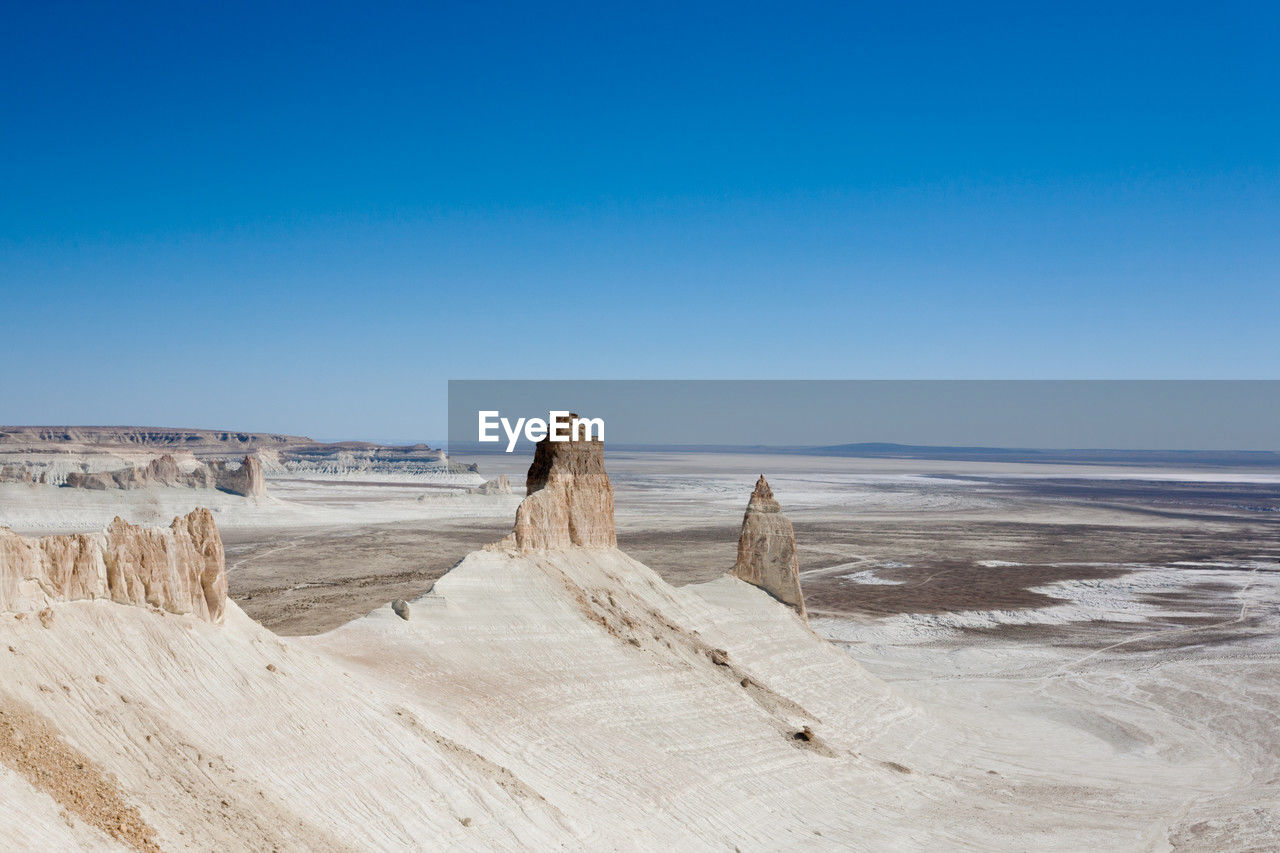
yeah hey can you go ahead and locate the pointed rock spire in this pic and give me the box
[731,475,806,618]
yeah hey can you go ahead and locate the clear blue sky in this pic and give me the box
[2,2,1276,439]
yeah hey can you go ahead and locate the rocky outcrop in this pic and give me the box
[63,471,113,490]
[731,476,806,618]
[209,454,266,498]
[498,414,615,551]
[0,508,227,623]
[64,454,216,490]
[0,465,34,484]
[468,475,511,495]
[61,453,263,497]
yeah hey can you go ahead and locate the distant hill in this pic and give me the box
[796,443,1280,467]
[0,426,437,455]
[594,441,1280,468]
[0,425,311,453]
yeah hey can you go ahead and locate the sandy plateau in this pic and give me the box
[1,429,1278,850]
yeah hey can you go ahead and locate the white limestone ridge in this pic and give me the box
[0,508,227,623]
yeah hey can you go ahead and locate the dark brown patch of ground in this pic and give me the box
[0,698,161,851]
[227,473,1279,637]
[224,519,510,635]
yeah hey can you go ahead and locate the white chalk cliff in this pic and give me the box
[0,508,226,623]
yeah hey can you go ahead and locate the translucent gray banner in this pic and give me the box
[447,380,1280,461]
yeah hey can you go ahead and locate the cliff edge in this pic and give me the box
[0,508,227,623]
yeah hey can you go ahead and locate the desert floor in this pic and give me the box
[4,449,1278,847]
[217,450,1280,847]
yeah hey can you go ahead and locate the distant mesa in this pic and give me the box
[731,475,807,618]
[61,453,267,498]
[0,425,306,452]
[0,508,227,623]
[496,413,616,551]
[0,426,479,479]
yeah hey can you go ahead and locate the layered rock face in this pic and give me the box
[504,414,616,551]
[61,453,263,497]
[64,454,215,490]
[731,476,806,618]
[0,508,227,623]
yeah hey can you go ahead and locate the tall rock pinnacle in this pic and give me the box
[731,475,806,618]
[506,413,616,550]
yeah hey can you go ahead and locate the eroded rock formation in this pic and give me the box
[731,476,806,618]
[0,465,34,484]
[0,508,227,623]
[499,413,615,551]
[468,475,512,495]
[64,454,215,490]
[209,454,266,498]
[61,453,264,497]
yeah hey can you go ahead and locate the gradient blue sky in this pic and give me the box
[2,2,1277,439]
